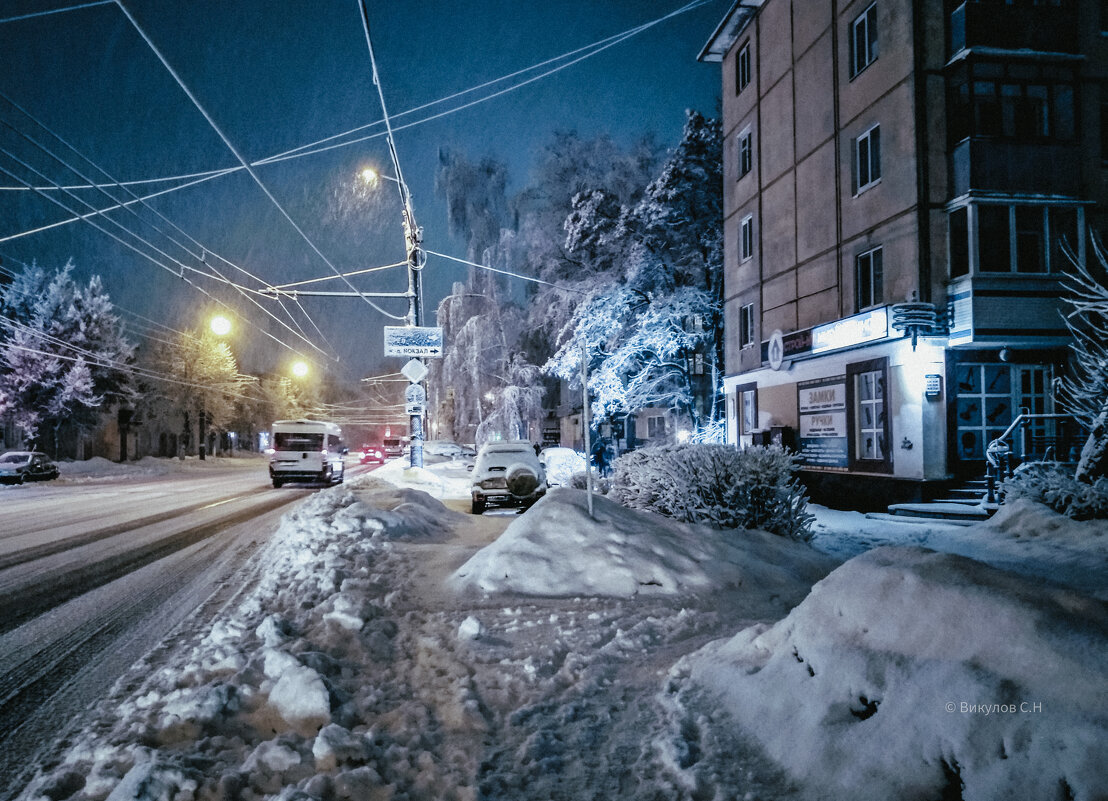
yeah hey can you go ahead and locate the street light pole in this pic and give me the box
[359,1,428,471]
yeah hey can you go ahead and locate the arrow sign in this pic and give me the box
[384,326,443,357]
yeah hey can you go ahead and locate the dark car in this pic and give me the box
[359,443,386,464]
[0,451,60,485]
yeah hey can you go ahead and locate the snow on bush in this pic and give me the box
[450,487,835,600]
[677,545,1108,801]
[609,444,813,539]
[1001,461,1108,519]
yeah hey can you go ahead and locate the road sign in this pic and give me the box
[405,383,427,404]
[405,402,425,416]
[401,358,429,383]
[384,326,443,357]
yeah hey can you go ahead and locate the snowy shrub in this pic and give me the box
[1002,461,1108,520]
[609,444,813,540]
[568,470,610,494]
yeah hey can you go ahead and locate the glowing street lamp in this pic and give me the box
[291,360,309,379]
[210,315,232,337]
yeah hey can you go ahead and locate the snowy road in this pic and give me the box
[0,461,377,796]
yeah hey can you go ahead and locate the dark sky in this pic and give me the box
[0,0,726,385]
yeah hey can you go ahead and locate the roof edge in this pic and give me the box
[697,0,763,63]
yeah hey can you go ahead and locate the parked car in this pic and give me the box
[470,440,547,514]
[359,443,386,464]
[539,446,588,487]
[0,451,60,485]
[422,440,468,459]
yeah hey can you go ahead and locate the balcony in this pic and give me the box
[949,1,1079,57]
[951,138,1081,197]
[947,274,1069,348]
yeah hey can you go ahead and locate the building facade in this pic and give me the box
[701,0,1106,505]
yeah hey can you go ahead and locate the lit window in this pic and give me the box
[855,247,883,310]
[854,369,885,461]
[850,3,878,78]
[741,215,754,261]
[854,124,881,193]
[739,302,755,350]
[738,130,753,178]
[737,383,758,435]
[736,41,751,94]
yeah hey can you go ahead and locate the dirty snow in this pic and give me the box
[12,462,1108,801]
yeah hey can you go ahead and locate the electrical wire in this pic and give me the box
[0,1,113,26]
[114,0,407,323]
[0,96,340,358]
[425,249,585,292]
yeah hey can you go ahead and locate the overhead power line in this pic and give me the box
[114,0,407,323]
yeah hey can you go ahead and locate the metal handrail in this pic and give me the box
[985,412,1076,468]
[984,411,1078,505]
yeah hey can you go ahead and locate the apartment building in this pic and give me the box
[700,0,1107,505]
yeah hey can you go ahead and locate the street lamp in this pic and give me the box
[210,315,232,337]
[291,360,309,379]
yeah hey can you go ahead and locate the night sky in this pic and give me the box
[0,0,726,384]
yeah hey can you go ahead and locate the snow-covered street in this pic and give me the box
[10,458,1108,801]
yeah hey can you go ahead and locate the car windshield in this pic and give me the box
[0,453,30,464]
[476,447,539,472]
[273,432,324,451]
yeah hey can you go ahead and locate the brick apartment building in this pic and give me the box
[700,0,1107,505]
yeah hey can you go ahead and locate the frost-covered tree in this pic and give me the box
[1061,236,1108,482]
[543,111,724,431]
[476,354,545,444]
[148,327,250,456]
[0,261,135,454]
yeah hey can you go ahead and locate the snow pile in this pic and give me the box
[810,500,1108,598]
[372,456,472,500]
[678,545,1108,800]
[451,487,836,599]
[21,478,479,801]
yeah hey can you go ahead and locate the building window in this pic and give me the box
[736,41,751,94]
[647,415,666,438]
[853,124,881,194]
[949,207,969,278]
[855,247,883,310]
[736,382,758,435]
[738,130,753,178]
[850,3,878,78]
[740,215,754,261]
[946,62,1076,144]
[847,357,890,471]
[973,203,1080,273]
[739,302,755,350]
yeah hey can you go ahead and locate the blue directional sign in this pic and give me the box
[383,326,444,357]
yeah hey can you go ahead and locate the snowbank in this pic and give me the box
[679,545,1108,800]
[56,453,266,482]
[810,499,1108,598]
[450,487,837,599]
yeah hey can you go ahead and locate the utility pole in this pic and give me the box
[360,0,428,471]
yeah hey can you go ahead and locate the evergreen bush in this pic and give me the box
[608,444,814,540]
[1002,462,1108,520]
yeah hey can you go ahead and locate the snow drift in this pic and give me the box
[450,487,836,599]
[679,545,1108,800]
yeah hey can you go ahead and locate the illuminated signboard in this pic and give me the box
[811,307,889,355]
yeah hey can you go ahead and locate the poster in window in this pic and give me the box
[797,375,849,471]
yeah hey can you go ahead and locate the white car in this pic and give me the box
[422,440,469,459]
[0,451,60,485]
[470,441,547,514]
[539,446,587,487]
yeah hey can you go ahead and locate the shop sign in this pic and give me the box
[811,307,888,354]
[797,375,849,471]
